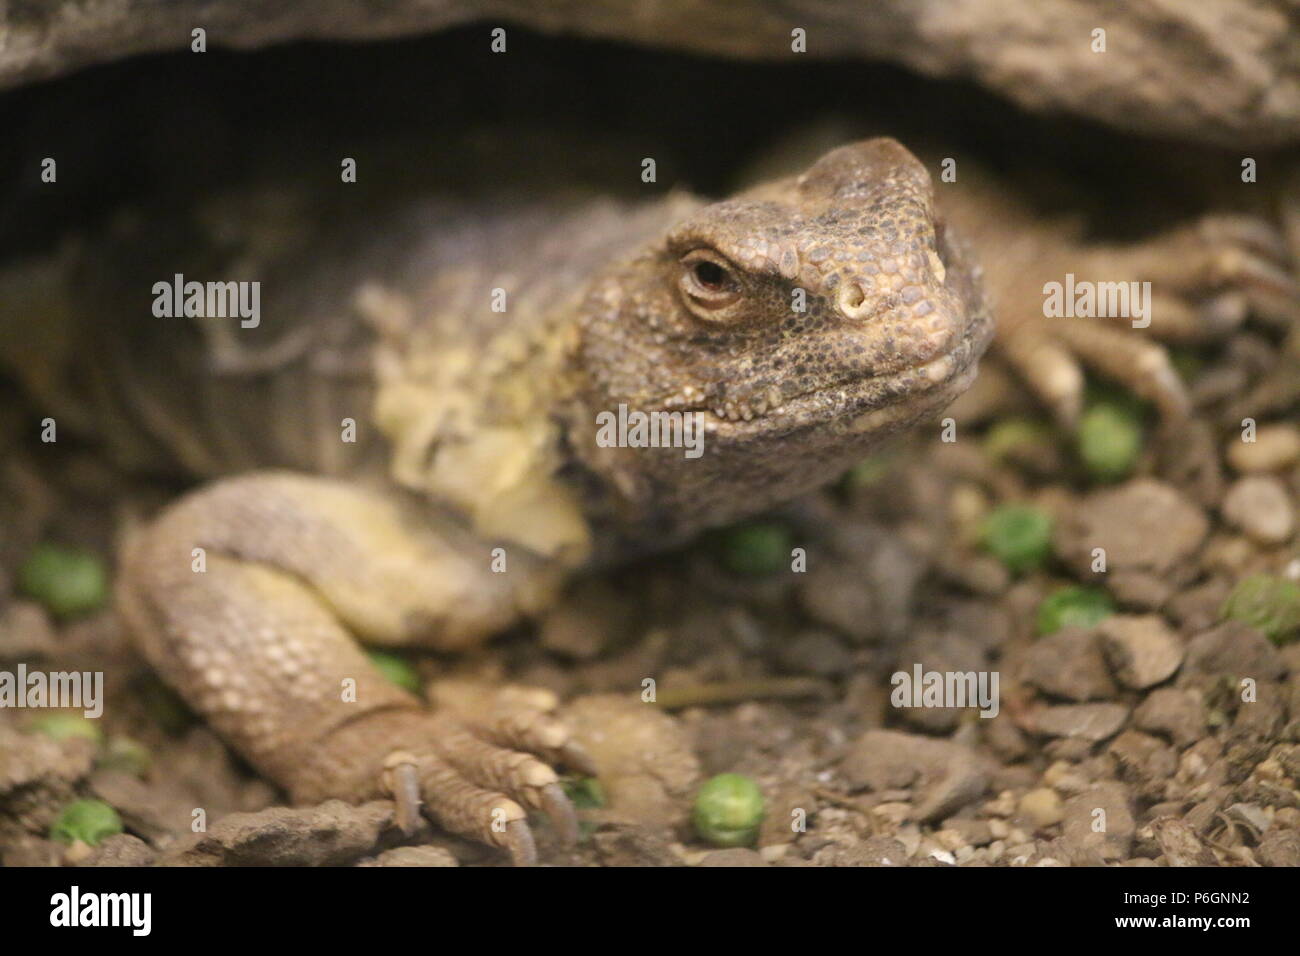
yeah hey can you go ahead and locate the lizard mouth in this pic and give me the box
[698,312,991,437]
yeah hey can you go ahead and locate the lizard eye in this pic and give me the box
[679,249,742,317]
[693,260,727,290]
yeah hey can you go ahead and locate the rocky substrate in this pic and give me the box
[1,358,1298,868]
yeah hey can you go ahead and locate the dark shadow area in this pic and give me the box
[0,23,1281,258]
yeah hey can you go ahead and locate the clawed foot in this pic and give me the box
[997,213,1299,426]
[379,687,597,865]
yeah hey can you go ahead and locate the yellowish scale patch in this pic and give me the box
[368,295,592,566]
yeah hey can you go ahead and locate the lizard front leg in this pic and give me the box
[947,200,1298,502]
[116,471,591,864]
[982,212,1298,426]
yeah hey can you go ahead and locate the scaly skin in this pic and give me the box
[3,138,1293,862]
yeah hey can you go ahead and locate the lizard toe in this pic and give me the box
[391,747,534,862]
[425,713,586,852]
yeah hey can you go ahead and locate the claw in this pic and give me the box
[1200,216,1293,263]
[1199,292,1249,336]
[558,739,600,778]
[475,709,600,777]
[539,782,580,846]
[381,752,424,836]
[503,819,537,866]
[1214,248,1300,302]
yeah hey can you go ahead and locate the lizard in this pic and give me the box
[1,137,1294,864]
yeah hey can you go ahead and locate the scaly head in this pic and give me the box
[566,138,993,544]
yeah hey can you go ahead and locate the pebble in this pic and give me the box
[933,828,968,852]
[0,601,57,659]
[537,580,627,659]
[1181,622,1284,686]
[1149,817,1215,866]
[871,802,912,827]
[983,791,1018,817]
[1020,627,1117,701]
[758,785,817,847]
[759,843,790,863]
[1042,760,1098,795]
[1176,739,1226,790]
[1133,687,1207,747]
[896,629,989,732]
[592,824,682,867]
[697,848,768,867]
[161,800,396,866]
[776,629,853,677]
[1275,808,1300,829]
[359,845,458,867]
[1226,424,1300,473]
[842,729,988,822]
[1006,843,1037,865]
[1106,571,1173,610]
[83,834,157,867]
[836,836,910,867]
[1029,702,1129,742]
[796,563,882,643]
[1037,741,1082,765]
[797,531,924,643]
[984,714,1030,760]
[1108,730,1178,792]
[1062,782,1136,860]
[1097,615,1184,689]
[1019,788,1064,827]
[1258,829,1300,867]
[1166,578,1233,633]
[1054,479,1208,577]
[1224,802,1270,837]
[566,694,701,828]
[943,817,994,846]
[1221,476,1295,545]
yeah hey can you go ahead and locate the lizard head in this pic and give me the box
[568,138,993,542]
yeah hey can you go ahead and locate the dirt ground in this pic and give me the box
[2,337,1297,866]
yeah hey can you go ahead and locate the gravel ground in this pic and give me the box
[1,326,1297,867]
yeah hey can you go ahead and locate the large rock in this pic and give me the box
[1,1,1296,145]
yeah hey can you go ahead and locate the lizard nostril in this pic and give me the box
[837,281,874,318]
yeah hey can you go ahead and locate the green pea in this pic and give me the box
[1036,585,1115,636]
[367,650,422,694]
[842,454,894,490]
[17,543,108,620]
[29,712,103,745]
[1169,349,1204,384]
[717,522,792,576]
[1221,574,1300,645]
[98,736,152,777]
[1077,402,1143,482]
[562,777,606,810]
[981,505,1054,575]
[49,799,123,847]
[984,417,1055,463]
[693,773,765,848]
